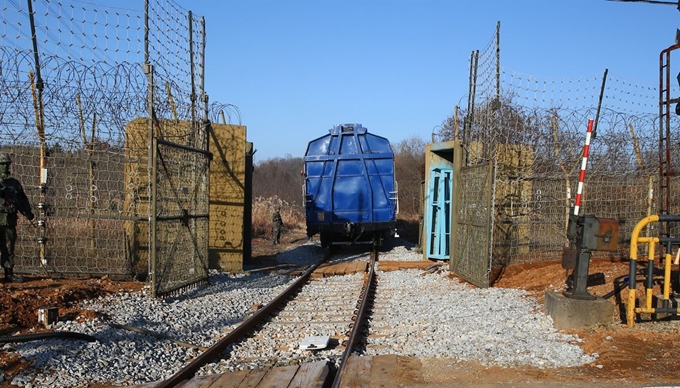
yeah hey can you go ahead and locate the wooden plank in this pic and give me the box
[319,265,333,276]
[350,262,361,273]
[234,368,267,388]
[206,369,248,388]
[175,374,221,388]
[288,361,329,388]
[255,365,299,388]
[321,263,343,276]
[338,355,372,388]
[369,354,398,388]
[377,261,435,272]
[336,263,349,275]
[396,356,423,384]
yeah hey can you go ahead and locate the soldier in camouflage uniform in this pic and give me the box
[272,205,284,245]
[0,153,34,283]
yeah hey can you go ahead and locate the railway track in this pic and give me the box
[153,245,380,388]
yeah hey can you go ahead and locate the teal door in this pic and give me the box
[426,168,452,260]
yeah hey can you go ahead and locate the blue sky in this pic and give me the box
[178,0,679,163]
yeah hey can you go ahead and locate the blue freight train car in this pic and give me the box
[303,123,398,247]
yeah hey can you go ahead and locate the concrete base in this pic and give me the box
[544,291,614,330]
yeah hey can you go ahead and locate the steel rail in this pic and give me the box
[156,253,329,388]
[330,247,378,388]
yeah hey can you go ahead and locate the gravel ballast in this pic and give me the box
[3,240,597,387]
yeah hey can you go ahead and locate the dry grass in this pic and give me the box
[252,196,306,239]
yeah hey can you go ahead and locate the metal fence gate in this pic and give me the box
[151,138,211,297]
[451,162,494,288]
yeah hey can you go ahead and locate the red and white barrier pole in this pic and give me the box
[573,118,594,216]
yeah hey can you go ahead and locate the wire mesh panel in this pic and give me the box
[440,24,676,269]
[43,147,134,276]
[151,139,210,297]
[451,163,493,288]
[0,0,212,280]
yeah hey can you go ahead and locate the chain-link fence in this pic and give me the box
[443,23,678,276]
[452,163,493,288]
[0,0,218,295]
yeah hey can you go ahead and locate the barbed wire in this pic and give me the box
[450,25,680,267]
[0,0,220,279]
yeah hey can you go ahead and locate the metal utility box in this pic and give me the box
[562,214,620,300]
[566,214,619,252]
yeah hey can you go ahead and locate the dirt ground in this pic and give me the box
[2,229,680,386]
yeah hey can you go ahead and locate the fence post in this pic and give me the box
[27,0,49,268]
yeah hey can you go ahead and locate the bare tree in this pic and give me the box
[393,136,427,216]
[252,155,305,209]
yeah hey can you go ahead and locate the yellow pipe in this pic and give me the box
[645,242,656,311]
[629,215,658,260]
[636,307,656,314]
[640,242,656,314]
[627,215,659,327]
[664,253,672,300]
[645,289,654,311]
[638,237,657,244]
[627,287,636,327]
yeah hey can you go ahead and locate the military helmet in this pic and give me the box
[0,152,10,164]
